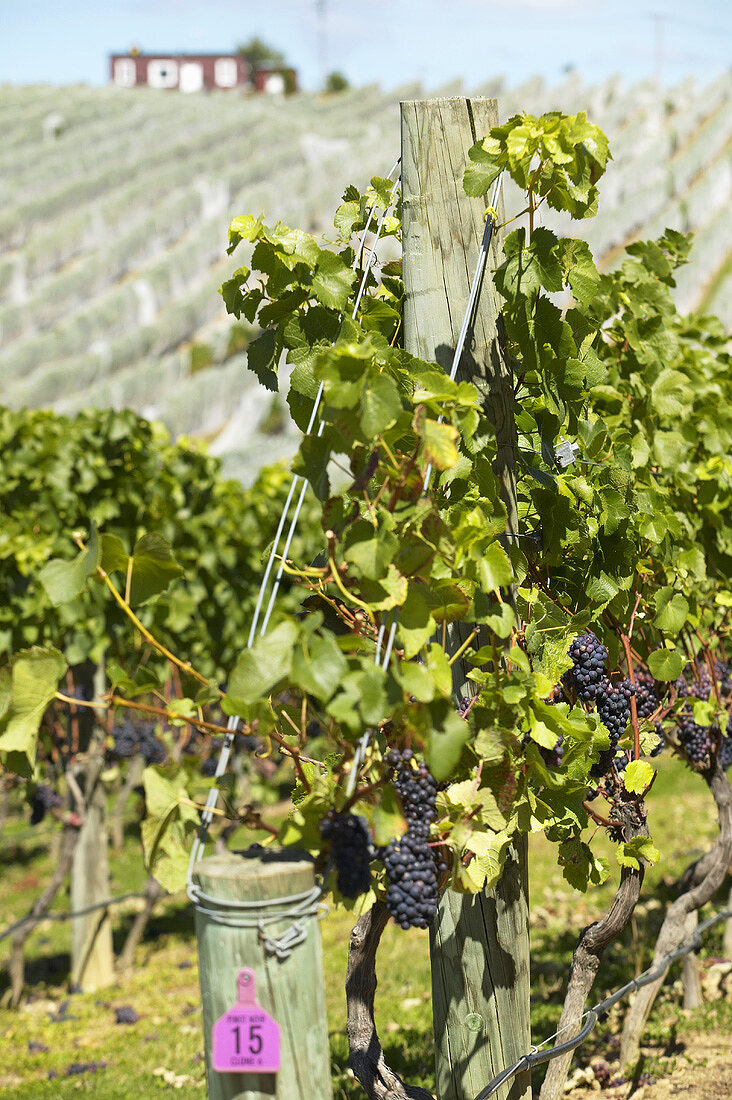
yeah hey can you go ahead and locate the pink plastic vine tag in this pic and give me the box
[212,968,281,1073]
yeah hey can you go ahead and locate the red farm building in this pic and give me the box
[109,51,296,94]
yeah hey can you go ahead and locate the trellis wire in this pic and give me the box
[258,172,402,640]
[344,174,505,783]
[0,890,148,943]
[473,905,732,1100]
[186,882,328,960]
[187,161,401,913]
[188,166,506,948]
[247,158,401,650]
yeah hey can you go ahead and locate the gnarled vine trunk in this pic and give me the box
[9,821,80,1005]
[116,874,165,974]
[620,762,732,1069]
[539,796,648,1100]
[346,901,434,1100]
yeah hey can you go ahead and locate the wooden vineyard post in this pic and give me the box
[401,97,531,1100]
[193,850,333,1100]
[70,661,115,992]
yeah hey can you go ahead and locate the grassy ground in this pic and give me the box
[0,755,729,1098]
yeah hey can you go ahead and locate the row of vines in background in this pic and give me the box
[0,107,731,1096]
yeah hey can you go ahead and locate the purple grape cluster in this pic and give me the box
[522,729,564,769]
[589,678,636,779]
[547,683,569,705]
[29,784,62,825]
[567,632,609,702]
[320,813,372,899]
[719,728,732,771]
[634,670,660,720]
[597,678,636,741]
[673,664,718,769]
[678,718,714,766]
[650,723,666,757]
[200,756,219,778]
[714,660,732,696]
[110,719,167,765]
[379,750,446,930]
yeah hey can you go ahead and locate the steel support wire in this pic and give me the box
[473,905,732,1100]
[187,161,401,887]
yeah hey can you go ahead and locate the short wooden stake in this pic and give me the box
[193,851,333,1100]
[401,95,531,1100]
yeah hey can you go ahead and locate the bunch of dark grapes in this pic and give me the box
[589,678,636,779]
[714,660,732,697]
[634,670,660,720]
[390,752,438,826]
[541,736,564,769]
[689,666,712,701]
[110,720,139,759]
[381,832,441,930]
[671,664,721,769]
[521,730,564,769]
[546,683,568,706]
[139,729,166,765]
[596,678,636,742]
[457,695,474,718]
[567,632,609,702]
[110,719,166,765]
[650,723,666,757]
[320,812,372,899]
[200,756,219,778]
[379,750,446,930]
[590,748,615,779]
[677,710,714,767]
[719,728,732,771]
[29,785,62,825]
[613,749,629,775]
[234,733,259,753]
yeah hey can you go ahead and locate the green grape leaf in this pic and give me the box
[361,372,402,437]
[653,587,689,633]
[413,407,459,470]
[647,649,684,682]
[39,524,100,606]
[226,622,299,707]
[0,647,67,774]
[623,759,654,794]
[312,251,357,311]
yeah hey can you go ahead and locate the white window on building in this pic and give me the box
[214,57,238,88]
[147,59,179,89]
[114,58,137,88]
[180,62,204,94]
[263,72,286,95]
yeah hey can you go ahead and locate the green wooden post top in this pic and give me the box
[193,850,332,1100]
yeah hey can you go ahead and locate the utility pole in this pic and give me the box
[317,0,328,90]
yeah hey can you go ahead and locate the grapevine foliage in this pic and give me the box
[3,108,732,915]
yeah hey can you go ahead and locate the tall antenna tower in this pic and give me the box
[317,0,328,89]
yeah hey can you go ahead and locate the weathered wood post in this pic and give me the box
[70,659,115,993]
[70,751,115,991]
[401,96,531,1100]
[192,850,333,1100]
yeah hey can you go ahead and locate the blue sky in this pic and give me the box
[1,0,731,91]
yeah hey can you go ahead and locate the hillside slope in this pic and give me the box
[1,75,730,480]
